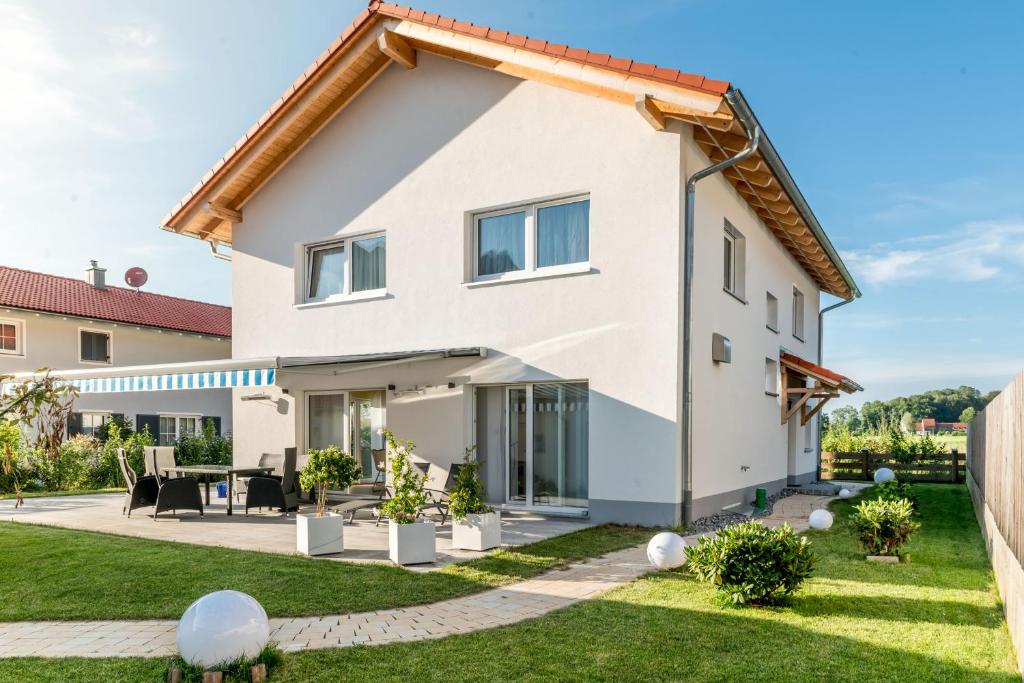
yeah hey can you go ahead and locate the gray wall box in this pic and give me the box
[712,333,732,363]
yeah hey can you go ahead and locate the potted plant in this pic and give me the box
[380,430,435,565]
[296,446,360,556]
[849,497,920,563]
[449,446,500,551]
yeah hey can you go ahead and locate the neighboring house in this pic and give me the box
[914,418,968,435]
[0,263,233,443]
[153,2,857,525]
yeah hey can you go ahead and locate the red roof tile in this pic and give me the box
[780,352,858,389]
[0,266,231,338]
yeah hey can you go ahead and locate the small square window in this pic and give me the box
[766,292,779,332]
[765,357,779,395]
[80,329,110,364]
[477,211,526,276]
[303,232,387,303]
[351,235,386,292]
[0,320,22,355]
[536,199,589,268]
[792,287,805,340]
[308,243,346,301]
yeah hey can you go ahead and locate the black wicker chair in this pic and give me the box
[145,447,204,519]
[245,447,299,515]
[117,448,158,517]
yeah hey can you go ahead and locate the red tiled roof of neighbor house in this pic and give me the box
[161,0,729,227]
[0,266,231,338]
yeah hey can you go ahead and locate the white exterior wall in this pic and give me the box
[230,54,684,524]
[0,309,233,434]
[685,127,821,516]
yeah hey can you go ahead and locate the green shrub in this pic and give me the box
[872,479,918,510]
[849,498,920,556]
[0,420,29,494]
[299,446,360,516]
[379,430,427,524]
[685,521,815,606]
[174,419,231,467]
[34,436,97,491]
[448,446,492,522]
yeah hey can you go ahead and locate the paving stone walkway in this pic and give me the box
[0,492,845,659]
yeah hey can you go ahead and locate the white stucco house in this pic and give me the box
[0,263,233,442]
[47,2,861,526]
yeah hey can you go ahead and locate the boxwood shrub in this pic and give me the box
[849,497,920,556]
[685,521,815,606]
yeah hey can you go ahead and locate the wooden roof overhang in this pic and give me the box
[161,2,858,299]
[780,352,862,426]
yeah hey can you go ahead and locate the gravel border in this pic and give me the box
[686,487,804,535]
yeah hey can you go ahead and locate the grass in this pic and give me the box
[0,521,648,621]
[1,484,1016,682]
[0,488,124,500]
[932,433,967,453]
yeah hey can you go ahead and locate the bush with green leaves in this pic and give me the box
[174,419,232,467]
[872,479,918,510]
[34,436,97,491]
[299,446,360,516]
[685,521,815,606]
[0,420,28,497]
[448,445,492,522]
[849,497,920,556]
[379,430,427,524]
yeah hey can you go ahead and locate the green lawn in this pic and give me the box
[0,521,648,621]
[0,485,1017,683]
[933,433,967,453]
[0,488,124,500]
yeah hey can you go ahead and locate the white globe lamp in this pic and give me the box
[808,509,834,530]
[647,532,687,570]
[838,488,853,499]
[873,467,896,484]
[177,590,270,668]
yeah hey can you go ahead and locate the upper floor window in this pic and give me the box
[723,220,745,300]
[792,286,805,340]
[305,232,386,303]
[0,319,23,355]
[474,195,589,281]
[79,329,111,364]
[766,291,779,332]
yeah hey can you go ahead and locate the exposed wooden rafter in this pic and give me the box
[203,201,242,224]
[635,94,666,131]
[377,29,417,69]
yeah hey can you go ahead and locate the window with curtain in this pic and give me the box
[352,236,386,292]
[477,211,526,276]
[304,232,387,302]
[473,194,590,281]
[537,199,589,268]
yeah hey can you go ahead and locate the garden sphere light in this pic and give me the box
[177,590,270,668]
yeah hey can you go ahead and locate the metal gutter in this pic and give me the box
[681,89,762,526]
[726,91,861,299]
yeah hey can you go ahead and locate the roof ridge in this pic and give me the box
[0,265,230,311]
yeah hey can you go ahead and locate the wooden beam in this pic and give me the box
[802,392,839,426]
[635,94,666,131]
[203,202,242,224]
[377,30,416,69]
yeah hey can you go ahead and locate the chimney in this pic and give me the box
[85,260,106,289]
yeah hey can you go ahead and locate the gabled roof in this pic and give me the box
[0,266,231,338]
[161,1,857,299]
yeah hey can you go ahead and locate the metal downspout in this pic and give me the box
[815,296,856,480]
[682,89,762,526]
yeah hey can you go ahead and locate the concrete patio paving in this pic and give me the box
[0,493,592,571]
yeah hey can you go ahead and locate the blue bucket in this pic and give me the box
[216,481,228,499]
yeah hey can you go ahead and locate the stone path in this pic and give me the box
[0,492,844,659]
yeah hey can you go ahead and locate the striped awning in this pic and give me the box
[64,368,276,394]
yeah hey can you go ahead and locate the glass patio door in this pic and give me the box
[307,392,346,452]
[349,390,386,482]
[506,383,588,510]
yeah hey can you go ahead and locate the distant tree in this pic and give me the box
[900,411,914,433]
[828,406,862,433]
[959,406,977,424]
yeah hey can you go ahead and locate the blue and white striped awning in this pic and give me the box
[65,368,276,394]
[2,358,279,396]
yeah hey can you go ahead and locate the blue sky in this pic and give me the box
[2,0,1022,407]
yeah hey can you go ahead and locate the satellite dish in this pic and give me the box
[125,267,148,290]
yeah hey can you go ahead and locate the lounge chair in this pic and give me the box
[144,447,203,519]
[371,448,386,493]
[331,485,393,525]
[244,448,300,515]
[117,448,158,517]
[419,463,462,525]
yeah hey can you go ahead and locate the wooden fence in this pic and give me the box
[967,370,1024,562]
[821,451,965,482]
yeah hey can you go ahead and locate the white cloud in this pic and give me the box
[842,220,1024,285]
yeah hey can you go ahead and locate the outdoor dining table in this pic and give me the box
[162,465,273,515]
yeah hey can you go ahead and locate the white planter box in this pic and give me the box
[452,511,502,551]
[297,512,344,556]
[389,520,436,565]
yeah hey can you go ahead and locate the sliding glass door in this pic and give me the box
[506,382,588,510]
[349,390,386,482]
[307,392,346,452]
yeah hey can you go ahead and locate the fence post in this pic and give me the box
[861,448,870,481]
[951,449,960,483]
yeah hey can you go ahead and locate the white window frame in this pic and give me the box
[80,411,112,437]
[0,318,25,356]
[722,220,746,301]
[766,291,779,333]
[792,286,805,341]
[78,327,112,365]
[765,357,779,396]
[472,194,591,283]
[158,413,203,446]
[303,231,387,304]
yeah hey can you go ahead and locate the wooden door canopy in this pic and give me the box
[779,352,862,426]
